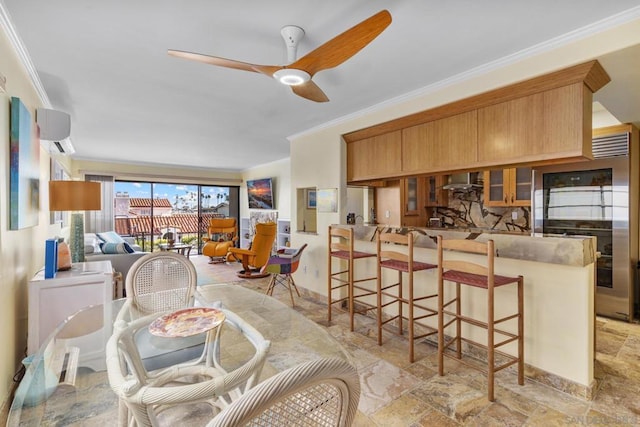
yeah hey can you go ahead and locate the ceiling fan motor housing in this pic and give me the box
[280,25,305,63]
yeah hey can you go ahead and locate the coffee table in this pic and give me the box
[158,243,193,257]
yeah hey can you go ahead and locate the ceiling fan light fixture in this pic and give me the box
[273,68,310,86]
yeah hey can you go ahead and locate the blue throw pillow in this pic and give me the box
[100,242,135,254]
[97,231,126,244]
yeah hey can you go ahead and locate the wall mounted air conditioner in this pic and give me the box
[36,108,75,155]
[42,139,75,155]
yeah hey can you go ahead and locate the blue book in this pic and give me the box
[44,239,58,279]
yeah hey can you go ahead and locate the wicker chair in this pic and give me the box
[206,358,360,427]
[118,252,203,372]
[106,308,271,427]
[124,251,197,315]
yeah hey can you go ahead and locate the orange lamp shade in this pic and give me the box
[49,181,101,211]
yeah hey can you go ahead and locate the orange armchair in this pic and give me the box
[228,222,277,278]
[202,218,238,263]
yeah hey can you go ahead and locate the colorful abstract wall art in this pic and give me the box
[10,97,40,229]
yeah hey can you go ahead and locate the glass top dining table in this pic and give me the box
[8,283,351,426]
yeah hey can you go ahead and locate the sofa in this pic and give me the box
[80,231,147,283]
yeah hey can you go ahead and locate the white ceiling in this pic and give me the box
[3,1,640,172]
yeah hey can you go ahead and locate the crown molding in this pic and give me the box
[289,5,640,142]
[0,3,51,107]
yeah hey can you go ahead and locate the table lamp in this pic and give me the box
[49,181,102,263]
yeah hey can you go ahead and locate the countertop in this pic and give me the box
[343,224,597,267]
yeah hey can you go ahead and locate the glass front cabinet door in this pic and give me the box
[425,175,448,207]
[403,177,419,215]
[483,167,531,207]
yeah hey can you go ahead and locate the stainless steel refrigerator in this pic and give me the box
[532,131,637,321]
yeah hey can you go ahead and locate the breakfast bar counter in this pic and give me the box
[352,225,597,267]
[341,224,598,399]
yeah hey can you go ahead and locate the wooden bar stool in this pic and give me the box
[436,236,524,401]
[327,226,377,331]
[377,232,437,363]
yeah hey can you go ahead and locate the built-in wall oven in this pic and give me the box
[532,132,636,321]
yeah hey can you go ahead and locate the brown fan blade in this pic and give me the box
[291,10,391,76]
[291,81,329,102]
[168,49,281,76]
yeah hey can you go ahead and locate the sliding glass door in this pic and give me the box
[114,181,239,253]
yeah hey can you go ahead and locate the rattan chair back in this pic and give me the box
[206,358,360,427]
[125,251,197,315]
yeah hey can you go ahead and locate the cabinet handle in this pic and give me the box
[511,194,514,203]
[504,195,507,203]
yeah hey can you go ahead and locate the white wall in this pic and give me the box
[0,25,60,412]
[240,157,291,221]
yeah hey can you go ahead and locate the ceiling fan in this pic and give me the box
[168,10,392,102]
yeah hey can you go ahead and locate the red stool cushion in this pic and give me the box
[380,259,436,273]
[443,270,520,288]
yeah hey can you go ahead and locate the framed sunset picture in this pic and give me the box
[247,177,274,210]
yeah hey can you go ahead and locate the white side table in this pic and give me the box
[28,261,114,365]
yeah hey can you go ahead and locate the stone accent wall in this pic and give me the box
[433,189,530,233]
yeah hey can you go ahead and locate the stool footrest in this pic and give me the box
[353,276,377,284]
[379,300,397,310]
[352,288,376,298]
[380,282,400,293]
[443,310,519,338]
[495,313,520,324]
[412,328,438,341]
[380,315,400,328]
[414,293,437,302]
[413,312,437,323]
[330,276,349,286]
[329,295,349,307]
[352,300,377,315]
[412,301,437,315]
[494,334,519,349]
[494,358,520,373]
[449,336,521,363]
[442,337,521,369]
[442,297,458,310]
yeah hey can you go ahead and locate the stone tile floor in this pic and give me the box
[194,255,640,426]
[6,254,637,426]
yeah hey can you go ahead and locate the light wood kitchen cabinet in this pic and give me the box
[425,175,448,207]
[401,177,427,226]
[402,177,424,216]
[477,83,590,164]
[402,111,478,173]
[346,130,402,182]
[483,167,532,206]
[345,62,606,184]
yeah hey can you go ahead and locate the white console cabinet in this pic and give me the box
[28,261,114,356]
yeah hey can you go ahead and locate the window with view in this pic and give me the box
[114,181,239,254]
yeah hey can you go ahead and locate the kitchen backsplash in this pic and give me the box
[433,189,530,233]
